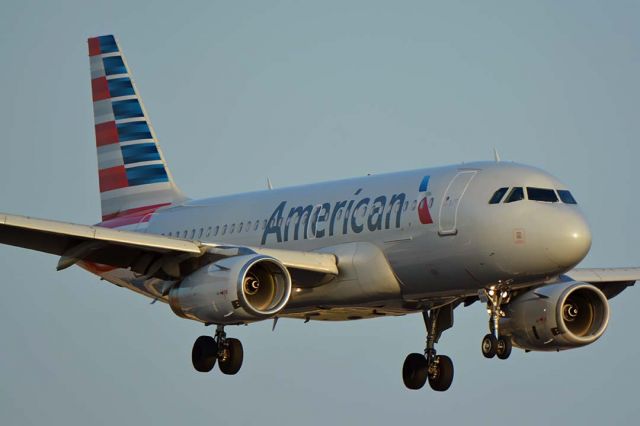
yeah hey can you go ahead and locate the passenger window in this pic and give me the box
[558,190,577,204]
[255,221,260,231]
[489,187,509,204]
[239,222,243,232]
[411,200,417,211]
[214,225,219,236]
[198,228,204,238]
[182,230,188,238]
[206,227,212,237]
[230,224,235,234]
[247,221,252,231]
[403,201,409,211]
[505,187,524,203]
[222,225,227,235]
[190,229,196,239]
[168,232,172,237]
[527,187,558,202]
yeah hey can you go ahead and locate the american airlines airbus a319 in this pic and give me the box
[2,35,636,392]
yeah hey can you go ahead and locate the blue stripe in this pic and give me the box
[126,164,169,186]
[98,35,118,54]
[117,121,152,142]
[121,143,161,164]
[107,77,135,98]
[112,99,144,120]
[419,176,430,192]
[103,56,126,75]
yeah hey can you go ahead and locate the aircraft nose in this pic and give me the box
[543,209,592,268]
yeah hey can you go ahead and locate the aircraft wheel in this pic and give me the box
[402,353,428,390]
[496,336,512,360]
[192,335,217,372]
[482,334,497,358]
[428,355,454,392]
[219,338,244,375]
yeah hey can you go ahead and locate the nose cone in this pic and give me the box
[544,210,592,268]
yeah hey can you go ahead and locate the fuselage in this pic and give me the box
[93,161,592,318]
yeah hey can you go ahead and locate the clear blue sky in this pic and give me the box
[1,1,639,425]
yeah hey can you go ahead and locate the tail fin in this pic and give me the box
[88,35,185,223]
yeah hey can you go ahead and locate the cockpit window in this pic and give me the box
[527,187,558,202]
[557,190,577,204]
[505,187,524,203]
[489,187,509,204]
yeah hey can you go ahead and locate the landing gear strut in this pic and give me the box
[192,325,244,375]
[402,305,455,392]
[481,286,512,360]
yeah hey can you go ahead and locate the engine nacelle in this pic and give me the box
[499,282,609,351]
[168,255,292,324]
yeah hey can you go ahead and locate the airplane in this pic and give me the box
[0,34,637,392]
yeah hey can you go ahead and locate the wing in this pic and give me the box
[0,213,337,281]
[564,267,640,299]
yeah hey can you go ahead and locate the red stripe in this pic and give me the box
[95,121,119,146]
[99,166,128,192]
[101,202,172,221]
[91,77,110,101]
[88,38,101,56]
[418,197,433,224]
[98,214,151,228]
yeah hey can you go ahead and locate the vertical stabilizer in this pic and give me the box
[88,35,185,225]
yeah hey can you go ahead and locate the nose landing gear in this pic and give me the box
[192,325,244,375]
[402,305,455,392]
[481,286,513,360]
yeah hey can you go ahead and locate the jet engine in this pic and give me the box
[169,254,292,325]
[499,282,609,351]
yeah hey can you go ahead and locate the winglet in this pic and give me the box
[493,147,501,162]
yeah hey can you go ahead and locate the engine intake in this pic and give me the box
[169,255,292,324]
[500,282,609,351]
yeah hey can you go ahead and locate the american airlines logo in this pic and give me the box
[418,175,434,224]
[261,176,433,244]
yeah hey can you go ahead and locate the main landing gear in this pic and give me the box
[481,286,512,360]
[192,325,244,375]
[402,305,455,392]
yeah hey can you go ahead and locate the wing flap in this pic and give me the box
[0,213,202,255]
[0,213,338,283]
[565,267,639,299]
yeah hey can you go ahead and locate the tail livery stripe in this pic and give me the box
[88,34,184,223]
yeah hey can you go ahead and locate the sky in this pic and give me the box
[1,1,639,424]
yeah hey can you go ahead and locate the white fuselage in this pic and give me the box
[92,161,592,321]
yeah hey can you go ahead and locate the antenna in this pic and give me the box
[493,147,501,162]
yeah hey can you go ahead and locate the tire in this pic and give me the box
[402,353,428,390]
[482,334,497,358]
[428,355,454,392]
[496,336,512,360]
[219,338,244,375]
[192,335,217,373]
